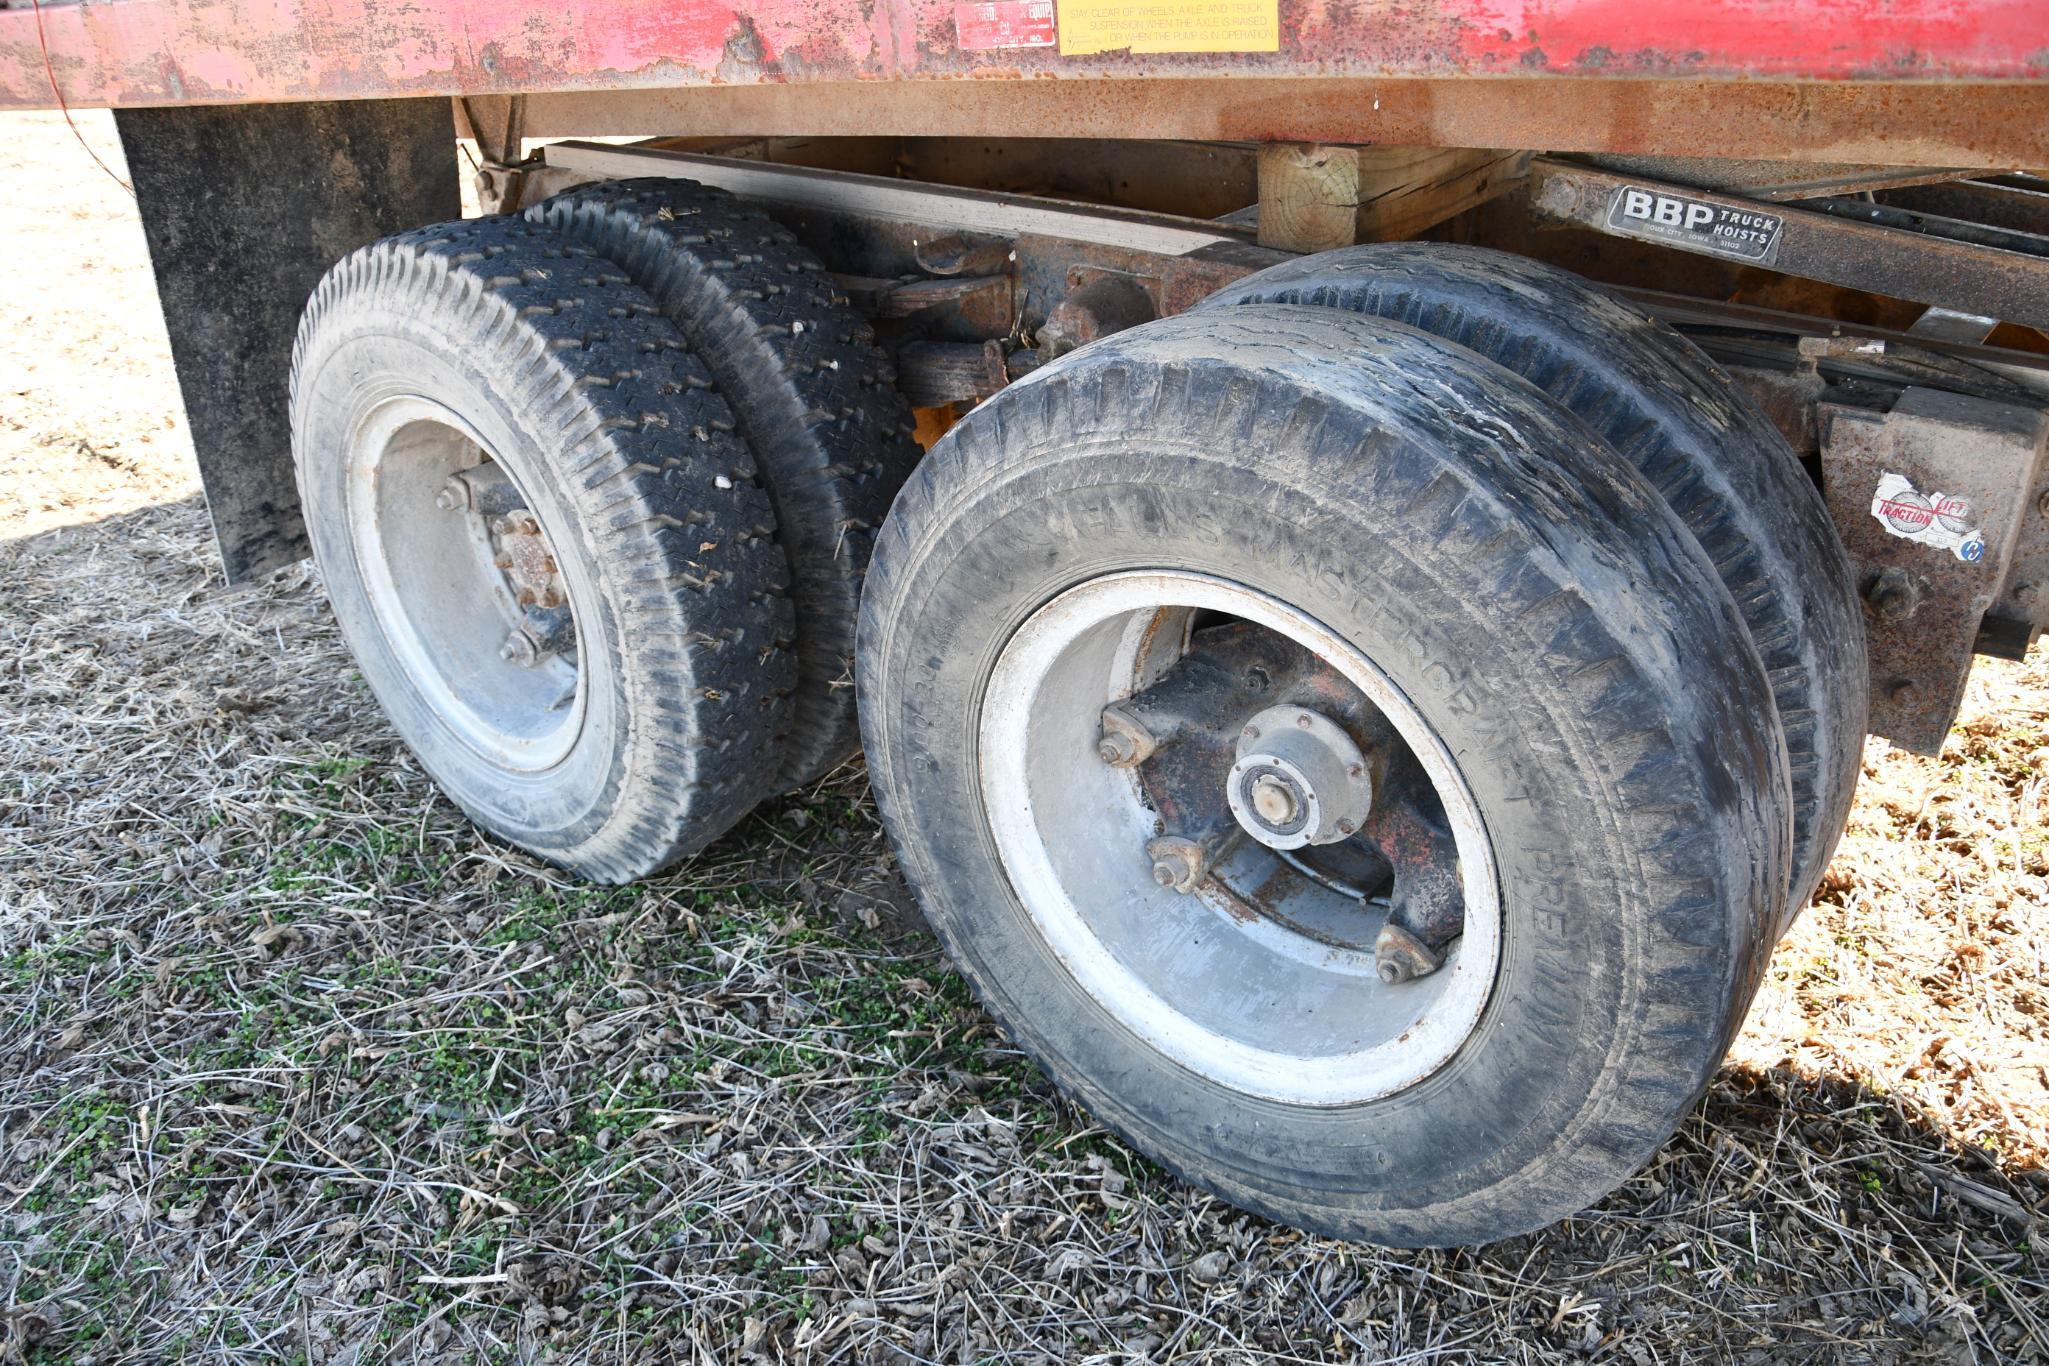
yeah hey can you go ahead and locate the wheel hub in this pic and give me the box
[1090,618,1469,985]
[491,511,568,610]
[342,398,588,772]
[981,571,1504,1105]
[1228,704,1372,849]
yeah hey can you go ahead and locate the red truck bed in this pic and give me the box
[6,1,2049,164]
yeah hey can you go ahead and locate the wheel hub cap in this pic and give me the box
[1228,704,1372,849]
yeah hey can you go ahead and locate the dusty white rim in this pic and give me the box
[979,571,1501,1107]
[345,395,588,773]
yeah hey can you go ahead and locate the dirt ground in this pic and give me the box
[0,110,2043,1363]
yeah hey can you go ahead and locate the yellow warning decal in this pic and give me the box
[1057,0,1279,55]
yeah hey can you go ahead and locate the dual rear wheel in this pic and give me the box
[857,302,1839,1243]
[293,208,1860,1242]
[291,186,919,877]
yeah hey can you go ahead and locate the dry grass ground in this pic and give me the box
[0,111,2043,1364]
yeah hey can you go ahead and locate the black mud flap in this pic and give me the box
[116,99,459,582]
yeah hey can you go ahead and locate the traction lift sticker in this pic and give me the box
[1870,472,1986,562]
[955,1,1057,50]
[1605,185,1785,265]
[1057,0,1279,55]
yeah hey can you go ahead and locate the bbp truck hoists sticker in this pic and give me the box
[1605,185,1785,265]
[1870,472,1987,563]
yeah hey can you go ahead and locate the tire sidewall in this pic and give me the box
[867,422,1719,1244]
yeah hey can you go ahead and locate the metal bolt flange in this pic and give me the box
[1374,922,1443,985]
[1145,835,1209,894]
[1095,704,1157,769]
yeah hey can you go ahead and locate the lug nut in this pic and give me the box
[1145,835,1208,895]
[1374,922,1443,985]
[1095,706,1156,768]
[499,630,540,667]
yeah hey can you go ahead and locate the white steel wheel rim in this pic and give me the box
[979,571,1501,1107]
[344,395,588,773]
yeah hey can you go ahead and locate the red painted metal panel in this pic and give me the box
[2,0,2045,115]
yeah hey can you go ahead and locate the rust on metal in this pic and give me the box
[491,512,566,610]
[5,2,2049,166]
[1819,388,2049,753]
[1992,463,2049,644]
[1038,269,1158,357]
[1531,159,2049,333]
[516,78,2049,171]
[1372,922,1442,986]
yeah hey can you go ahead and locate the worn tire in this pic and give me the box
[1199,245,1866,919]
[528,178,923,790]
[291,217,795,881]
[858,306,1793,1245]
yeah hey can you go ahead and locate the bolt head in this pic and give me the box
[1242,725,1259,741]
[1377,959,1408,986]
[500,631,540,667]
[1295,714,1312,729]
[1336,818,1356,836]
[1098,735,1132,766]
[435,485,466,512]
[1151,860,1180,888]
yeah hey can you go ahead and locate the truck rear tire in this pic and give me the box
[857,306,1792,1245]
[1200,245,1866,920]
[528,178,922,791]
[290,217,795,881]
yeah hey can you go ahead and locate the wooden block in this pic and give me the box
[1257,143,1529,254]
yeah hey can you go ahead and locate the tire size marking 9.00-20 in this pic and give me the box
[1604,186,1784,265]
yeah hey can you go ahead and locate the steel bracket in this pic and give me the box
[1820,387,2049,753]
